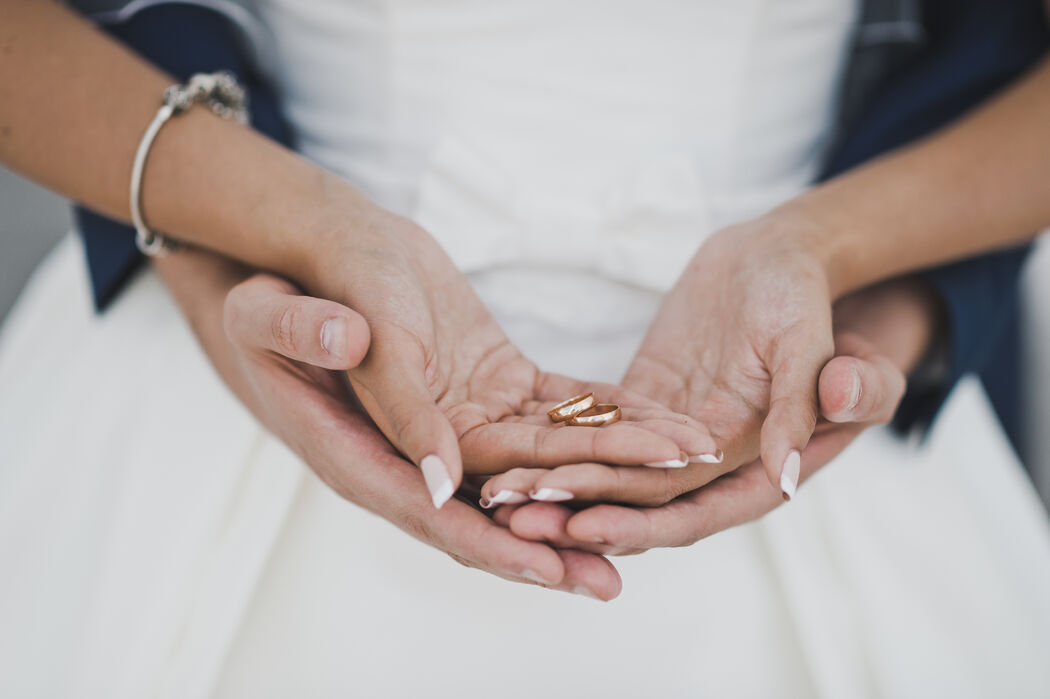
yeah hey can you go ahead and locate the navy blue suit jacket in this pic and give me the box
[820,0,1048,435]
[75,1,1049,435]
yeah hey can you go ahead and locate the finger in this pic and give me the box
[440,508,622,600]
[501,409,721,466]
[350,336,463,509]
[510,502,587,548]
[565,423,862,550]
[760,320,833,501]
[507,502,644,556]
[565,468,778,550]
[224,274,371,370]
[490,503,520,527]
[242,309,615,599]
[531,460,734,507]
[482,455,732,509]
[479,468,545,508]
[552,549,623,601]
[459,421,687,474]
[624,416,721,464]
[819,339,907,425]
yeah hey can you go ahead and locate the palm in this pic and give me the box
[332,213,707,476]
[626,224,834,477]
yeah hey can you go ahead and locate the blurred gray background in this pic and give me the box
[2,164,1049,509]
[1,167,71,321]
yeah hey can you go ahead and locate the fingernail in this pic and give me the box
[780,450,800,501]
[320,317,348,359]
[645,449,689,468]
[420,455,454,509]
[479,489,528,509]
[689,449,724,464]
[572,585,602,601]
[846,367,862,413]
[522,569,556,586]
[530,487,574,502]
[590,535,607,544]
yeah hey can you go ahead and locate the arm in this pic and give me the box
[69,2,295,311]
[0,0,336,279]
[2,0,710,502]
[821,0,1049,430]
[796,54,1050,297]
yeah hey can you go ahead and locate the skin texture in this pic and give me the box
[0,1,714,500]
[155,249,625,600]
[309,207,717,500]
[1,0,1048,594]
[490,278,937,556]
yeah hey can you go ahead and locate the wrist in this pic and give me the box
[767,194,862,300]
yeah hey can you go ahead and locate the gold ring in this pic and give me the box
[547,392,597,423]
[566,404,622,427]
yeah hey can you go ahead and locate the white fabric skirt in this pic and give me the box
[2,235,1049,699]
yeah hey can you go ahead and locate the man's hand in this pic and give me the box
[156,251,624,600]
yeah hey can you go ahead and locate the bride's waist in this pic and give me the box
[469,267,661,382]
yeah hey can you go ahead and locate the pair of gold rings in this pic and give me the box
[547,392,621,427]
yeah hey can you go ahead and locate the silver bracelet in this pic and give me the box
[130,72,249,257]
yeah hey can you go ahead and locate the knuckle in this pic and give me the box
[397,505,435,544]
[271,302,303,357]
[387,400,430,444]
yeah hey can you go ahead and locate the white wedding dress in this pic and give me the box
[3,1,1050,697]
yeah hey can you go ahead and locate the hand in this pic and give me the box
[491,278,936,554]
[480,211,836,506]
[300,199,715,506]
[215,267,625,599]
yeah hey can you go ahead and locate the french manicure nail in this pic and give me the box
[846,367,862,413]
[689,450,725,464]
[780,450,800,501]
[645,449,689,468]
[572,585,602,601]
[420,454,454,509]
[479,490,528,509]
[530,487,574,502]
[320,317,348,359]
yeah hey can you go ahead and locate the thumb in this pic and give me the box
[224,274,371,370]
[760,320,834,501]
[350,339,462,509]
[819,336,906,426]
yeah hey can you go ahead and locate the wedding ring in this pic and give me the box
[566,404,622,427]
[547,392,597,423]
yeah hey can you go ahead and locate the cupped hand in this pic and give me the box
[481,211,836,507]
[302,200,715,506]
[220,270,624,599]
[491,278,935,555]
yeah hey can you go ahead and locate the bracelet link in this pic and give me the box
[131,72,249,257]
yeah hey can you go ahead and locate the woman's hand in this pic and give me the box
[299,200,717,507]
[490,278,934,554]
[479,210,837,505]
[622,211,836,496]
